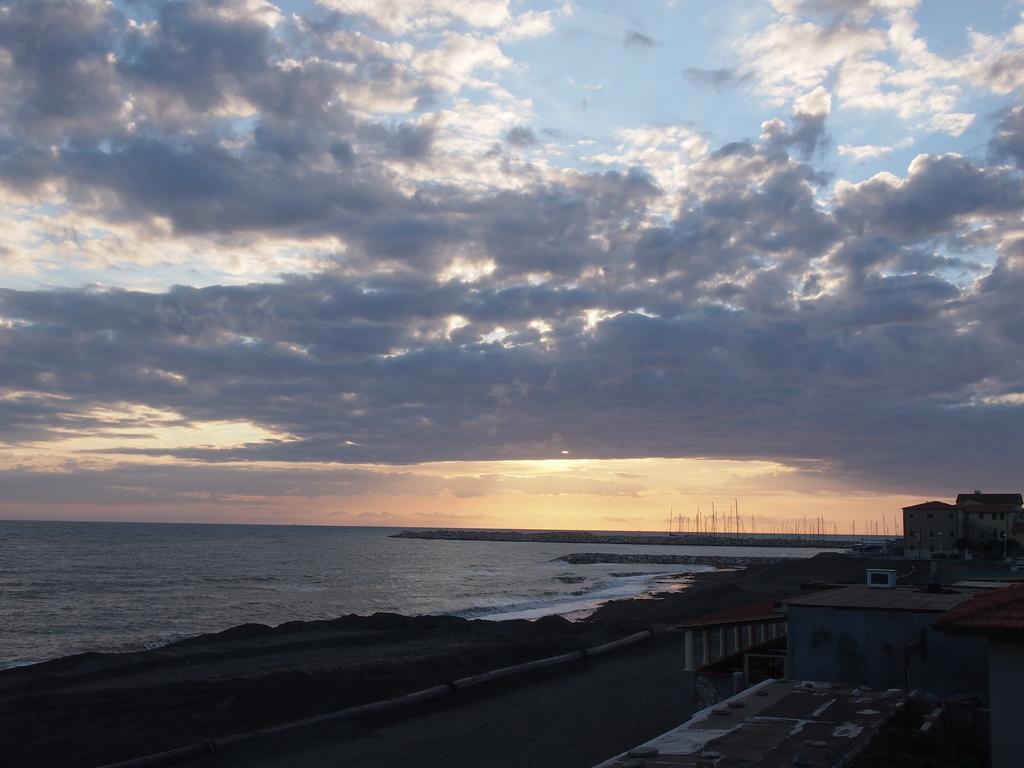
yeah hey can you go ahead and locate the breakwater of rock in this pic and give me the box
[391,528,851,549]
[554,552,790,567]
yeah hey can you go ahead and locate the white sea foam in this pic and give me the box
[469,571,703,621]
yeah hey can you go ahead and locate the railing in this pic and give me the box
[744,651,786,684]
[682,619,787,671]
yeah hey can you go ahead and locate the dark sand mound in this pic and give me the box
[0,613,618,768]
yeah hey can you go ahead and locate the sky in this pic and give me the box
[1,0,1023,532]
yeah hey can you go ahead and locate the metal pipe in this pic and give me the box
[584,631,653,657]
[452,651,584,689]
[96,630,655,768]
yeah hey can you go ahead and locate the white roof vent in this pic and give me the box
[866,569,897,588]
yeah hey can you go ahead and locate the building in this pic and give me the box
[957,492,1024,546]
[784,581,987,696]
[903,491,1023,557]
[1011,522,1024,548]
[934,584,1024,768]
[903,500,960,557]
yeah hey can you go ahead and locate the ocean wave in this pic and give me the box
[459,572,689,622]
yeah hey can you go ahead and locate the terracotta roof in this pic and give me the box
[934,584,1024,636]
[956,492,1023,506]
[903,500,958,510]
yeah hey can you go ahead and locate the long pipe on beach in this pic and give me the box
[95,631,655,768]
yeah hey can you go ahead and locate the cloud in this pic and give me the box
[505,126,537,147]
[683,67,752,90]
[834,154,1024,243]
[741,2,1024,137]
[499,10,556,41]
[838,143,893,161]
[1,0,1023,515]
[739,14,885,104]
[624,31,658,49]
[319,0,512,34]
[991,104,1024,169]
[0,0,125,139]
[3,106,1022,496]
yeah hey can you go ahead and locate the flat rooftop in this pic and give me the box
[784,585,977,612]
[593,679,905,768]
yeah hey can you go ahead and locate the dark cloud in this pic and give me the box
[683,67,752,90]
[624,31,657,49]
[505,126,538,147]
[990,104,1024,169]
[0,0,124,138]
[834,154,1023,242]
[761,113,829,159]
[119,1,273,114]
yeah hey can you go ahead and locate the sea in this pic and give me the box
[0,520,842,669]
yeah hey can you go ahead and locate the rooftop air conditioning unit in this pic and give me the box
[866,569,897,588]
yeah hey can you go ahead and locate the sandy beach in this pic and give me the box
[0,553,973,768]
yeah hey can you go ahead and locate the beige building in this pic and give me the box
[957,492,1023,544]
[903,492,1024,557]
[903,500,960,556]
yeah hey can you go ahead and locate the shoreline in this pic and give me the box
[0,566,705,670]
[0,552,958,767]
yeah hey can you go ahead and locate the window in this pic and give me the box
[949,513,954,520]
[949,531,955,538]
[929,530,935,538]
[927,513,934,519]
[908,512,915,520]
[999,512,1006,521]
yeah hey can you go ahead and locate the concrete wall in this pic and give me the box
[787,606,988,697]
[989,640,1024,768]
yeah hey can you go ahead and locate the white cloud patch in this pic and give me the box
[412,32,513,93]
[794,84,832,116]
[499,10,556,41]
[319,0,512,34]
[837,143,892,160]
[744,2,1024,137]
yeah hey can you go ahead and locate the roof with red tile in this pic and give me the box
[933,584,1024,636]
[678,598,786,628]
[902,500,958,510]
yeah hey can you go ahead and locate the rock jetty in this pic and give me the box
[555,552,789,566]
[391,528,849,549]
